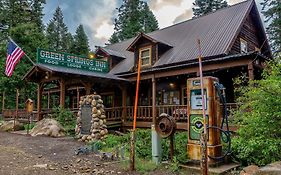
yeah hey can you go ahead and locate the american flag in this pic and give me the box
[5,39,25,77]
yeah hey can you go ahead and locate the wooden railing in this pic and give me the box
[2,109,36,123]
[2,103,238,125]
[104,107,123,121]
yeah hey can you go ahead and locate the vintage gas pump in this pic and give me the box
[187,76,229,164]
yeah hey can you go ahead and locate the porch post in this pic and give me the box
[37,83,43,121]
[152,75,156,124]
[76,86,79,108]
[85,83,92,95]
[47,90,50,109]
[121,85,127,122]
[59,79,65,108]
[248,62,254,80]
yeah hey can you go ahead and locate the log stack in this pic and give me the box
[75,94,108,142]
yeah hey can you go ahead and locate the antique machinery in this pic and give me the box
[187,76,231,164]
[153,113,176,163]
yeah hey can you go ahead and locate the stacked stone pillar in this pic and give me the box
[75,94,108,142]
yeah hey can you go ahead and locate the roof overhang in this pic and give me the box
[23,63,129,83]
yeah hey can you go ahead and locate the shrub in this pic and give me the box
[52,107,76,135]
[232,59,281,166]
[93,129,188,163]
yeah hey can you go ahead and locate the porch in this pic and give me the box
[2,103,237,131]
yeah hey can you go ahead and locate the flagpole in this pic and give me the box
[8,36,35,65]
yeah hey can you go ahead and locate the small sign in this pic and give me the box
[37,48,109,73]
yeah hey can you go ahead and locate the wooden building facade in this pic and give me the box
[21,0,271,130]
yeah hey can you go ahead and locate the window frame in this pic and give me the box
[139,46,152,67]
[240,38,248,53]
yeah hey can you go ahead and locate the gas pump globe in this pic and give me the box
[187,76,223,164]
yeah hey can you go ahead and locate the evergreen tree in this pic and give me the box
[262,0,281,55]
[0,0,47,109]
[109,0,159,44]
[46,6,70,52]
[192,0,228,17]
[72,24,90,55]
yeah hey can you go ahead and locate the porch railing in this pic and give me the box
[104,107,123,121]
[2,103,238,125]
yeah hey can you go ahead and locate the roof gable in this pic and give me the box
[106,0,259,75]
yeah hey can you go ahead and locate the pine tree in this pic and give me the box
[192,0,228,17]
[46,6,70,52]
[262,0,281,55]
[0,0,47,109]
[72,24,90,56]
[109,0,159,44]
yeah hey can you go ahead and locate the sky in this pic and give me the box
[43,0,264,50]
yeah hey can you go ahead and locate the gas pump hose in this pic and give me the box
[207,83,232,160]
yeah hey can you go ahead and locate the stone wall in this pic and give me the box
[75,94,108,142]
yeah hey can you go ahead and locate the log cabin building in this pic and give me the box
[22,0,271,130]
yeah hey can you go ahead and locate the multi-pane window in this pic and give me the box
[139,47,151,66]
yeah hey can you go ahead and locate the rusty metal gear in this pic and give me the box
[155,113,176,138]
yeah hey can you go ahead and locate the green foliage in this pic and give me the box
[24,122,36,130]
[46,6,71,52]
[192,0,228,17]
[262,0,281,55]
[94,129,188,163]
[109,0,159,44]
[52,107,76,135]
[232,59,281,166]
[170,157,180,173]
[72,24,90,56]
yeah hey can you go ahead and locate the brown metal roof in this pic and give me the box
[106,0,256,75]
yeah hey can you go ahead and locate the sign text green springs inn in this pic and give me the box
[37,48,109,73]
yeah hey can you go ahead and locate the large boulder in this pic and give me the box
[30,118,65,137]
[255,162,281,175]
[0,120,24,131]
[240,165,260,175]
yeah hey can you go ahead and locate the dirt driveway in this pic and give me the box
[0,131,179,175]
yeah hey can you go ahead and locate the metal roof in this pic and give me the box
[106,0,256,75]
[24,63,128,82]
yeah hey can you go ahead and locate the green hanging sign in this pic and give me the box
[36,48,109,73]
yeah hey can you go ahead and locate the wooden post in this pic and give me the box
[85,84,91,95]
[14,89,19,131]
[37,83,43,121]
[60,79,65,108]
[248,62,254,80]
[47,90,50,109]
[121,85,127,122]
[152,75,156,124]
[2,91,5,111]
[76,86,79,108]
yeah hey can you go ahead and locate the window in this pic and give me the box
[139,47,151,66]
[240,38,248,53]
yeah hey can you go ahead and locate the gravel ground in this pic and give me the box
[0,131,179,175]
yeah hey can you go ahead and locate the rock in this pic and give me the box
[33,164,48,168]
[240,165,259,175]
[256,161,281,175]
[81,135,88,141]
[100,115,106,119]
[97,110,102,116]
[0,120,24,131]
[30,118,65,137]
[92,100,97,106]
